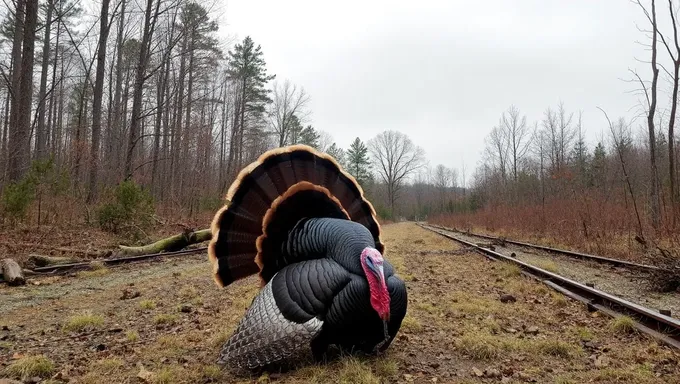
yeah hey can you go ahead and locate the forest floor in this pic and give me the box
[1,223,680,383]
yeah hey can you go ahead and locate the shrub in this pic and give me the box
[97,180,154,237]
[1,177,36,222]
[1,158,69,225]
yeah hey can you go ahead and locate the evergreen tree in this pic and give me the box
[225,36,275,173]
[346,137,371,185]
[590,142,607,188]
[298,125,320,148]
[326,142,345,167]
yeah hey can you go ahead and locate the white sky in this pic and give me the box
[215,0,656,179]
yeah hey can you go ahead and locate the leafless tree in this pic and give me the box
[500,105,532,181]
[634,0,662,228]
[269,79,310,147]
[657,0,680,225]
[369,130,425,215]
[486,125,508,181]
[434,164,453,208]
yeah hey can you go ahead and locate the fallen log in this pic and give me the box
[2,258,26,286]
[28,254,79,267]
[117,228,211,256]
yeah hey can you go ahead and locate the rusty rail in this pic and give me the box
[418,223,680,350]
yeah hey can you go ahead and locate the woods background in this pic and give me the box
[1,0,679,258]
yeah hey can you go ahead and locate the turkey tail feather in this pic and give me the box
[209,144,383,288]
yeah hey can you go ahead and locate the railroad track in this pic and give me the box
[417,223,680,351]
[426,223,662,272]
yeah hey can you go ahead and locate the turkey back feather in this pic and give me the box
[209,144,384,288]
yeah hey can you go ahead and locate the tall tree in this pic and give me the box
[87,0,112,202]
[326,142,345,167]
[7,0,26,181]
[269,79,309,146]
[298,125,320,148]
[369,130,425,214]
[434,164,453,209]
[35,0,54,159]
[500,105,531,181]
[346,137,371,186]
[11,0,38,181]
[635,0,661,228]
[125,0,161,179]
[657,0,680,225]
[225,36,275,177]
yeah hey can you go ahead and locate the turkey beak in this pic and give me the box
[377,265,387,288]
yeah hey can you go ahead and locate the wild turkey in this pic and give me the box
[208,144,408,371]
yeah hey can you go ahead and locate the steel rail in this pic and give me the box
[426,223,663,272]
[418,223,680,350]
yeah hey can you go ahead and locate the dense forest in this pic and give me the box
[0,0,435,231]
[1,0,680,257]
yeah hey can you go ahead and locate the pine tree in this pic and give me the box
[298,125,320,148]
[590,142,606,188]
[326,142,345,167]
[346,137,371,186]
[226,36,275,175]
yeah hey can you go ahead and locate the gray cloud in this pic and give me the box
[220,0,653,180]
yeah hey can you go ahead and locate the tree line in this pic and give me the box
[446,0,680,245]
[0,0,444,226]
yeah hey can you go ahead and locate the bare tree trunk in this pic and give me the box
[1,89,10,179]
[54,45,65,166]
[14,0,38,178]
[171,34,188,194]
[48,5,62,163]
[88,0,111,202]
[7,0,26,182]
[109,0,126,179]
[160,59,172,199]
[180,32,196,198]
[649,0,662,229]
[125,0,157,180]
[665,0,680,226]
[237,77,247,170]
[35,0,53,160]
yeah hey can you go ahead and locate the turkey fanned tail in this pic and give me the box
[217,281,323,370]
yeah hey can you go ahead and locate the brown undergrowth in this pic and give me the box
[432,200,680,267]
[0,223,678,383]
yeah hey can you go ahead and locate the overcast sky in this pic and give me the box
[216,0,652,182]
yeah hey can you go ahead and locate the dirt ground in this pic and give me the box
[1,223,679,383]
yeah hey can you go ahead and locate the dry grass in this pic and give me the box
[500,263,522,278]
[139,299,157,310]
[62,312,104,332]
[456,333,503,359]
[4,355,55,380]
[126,330,139,342]
[153,313,178,325]
[611,315,638,334]
[337,357,380,384]
[2,222,679,384]
[534,260,559,273]
[77,266,111,278]
[536,339,578,358]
